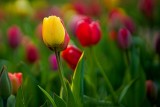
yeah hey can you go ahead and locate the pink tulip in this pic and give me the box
[7,25,22,49]
[117,28,132,49]
[49,54,58,71]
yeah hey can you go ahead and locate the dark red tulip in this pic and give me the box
[61,45,82,70]
[146,80,157,102]
[73,2,88,15]
[26,43,39,63]
[154,33,160,55]
[76,18,101,47]
[139,0,155,19]
[117,28,132,49]
[88,1,101,17]
[7,25,22,49]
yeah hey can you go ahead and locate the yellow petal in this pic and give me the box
[42,16,65,48]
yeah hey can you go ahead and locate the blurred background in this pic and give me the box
[0,0,160,107]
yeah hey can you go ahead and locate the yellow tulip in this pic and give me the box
[42,16,66,50]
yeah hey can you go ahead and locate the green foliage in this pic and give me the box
[71,52,84,107]
[38,85,57,107]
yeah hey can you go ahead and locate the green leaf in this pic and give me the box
[0,65,11,99]
[7,95,16,107]
[71,52,84,107]
[0,97,3,107]
[54,93,66,107]
[120,69,146,107]
[66,81,77,107]
[40,100,50,107]
[118,78,138,103]
[15,86,26,107]
[38,85,57,107]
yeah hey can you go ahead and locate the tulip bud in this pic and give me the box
[14,0,33,16]
[25,43,39,63]
[88,1,101,17]
[8,72,22,95]
[7,25,22,49]
[49,54,58,71]
[117,28,132,49]
[108,8,126,30]
[139,0,155,19]
[62,45,82,70]
[72,2,88,15]
[146,80,157,102]
[76,18,101,47]
[0,66,11,99]
[42,15,70,51]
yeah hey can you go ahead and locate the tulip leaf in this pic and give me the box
[7,95,16,107]
[40,100,50,107]
[118,78,138,103]
[53,93,66,107]
[38,85,57,107]
[15,86,26,107]
[66,80,77,107]
[71,52,84,107]
[120,46,146,107]
[0,97,3,107]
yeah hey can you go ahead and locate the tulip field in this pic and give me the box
[0,0,160,107]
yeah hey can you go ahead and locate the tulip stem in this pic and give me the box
[55,49,68,102]
[91,47,117,103]
[3,99,7,107]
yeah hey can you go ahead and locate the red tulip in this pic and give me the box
[8,72,22,95]
[146,80,157,102]
[73,2,88,15]
[154,33,160,55]
[62,45,82,70]
[88,1,101,17]
[25,43,39,63]
[7,25,22,49]
[139,0,155,19]
[117,28,132,49]
[76,18,101,47]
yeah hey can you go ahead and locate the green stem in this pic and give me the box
[91,47,117,103]
[3,99,7,107]
[20,85,26,107]
[55,49,68,102]
[124,49,130,67]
